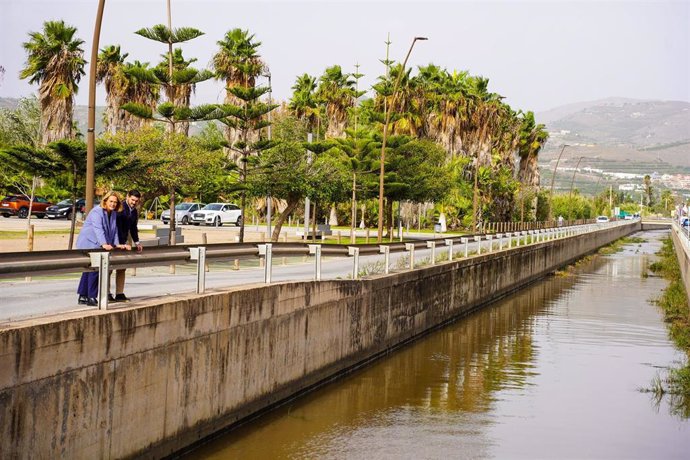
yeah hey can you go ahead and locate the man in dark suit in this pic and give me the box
[114,190,143,302]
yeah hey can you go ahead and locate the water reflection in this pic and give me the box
[188,232,689,459]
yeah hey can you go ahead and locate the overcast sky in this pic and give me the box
[0,0,688,114]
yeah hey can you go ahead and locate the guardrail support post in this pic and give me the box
[89,252,110,310]
[258,243,273,284]
[427,241,436,265]
[308,244,322,281]
[379,245,390,274]
[348,246,360,279]
[405,243,416,269]
[474,236,482,254]
[444,239,454,261]
[461,237,469,257]
[189,247,207,294]
[487,235,494,253]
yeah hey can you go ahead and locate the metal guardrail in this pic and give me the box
[0,221,632,310]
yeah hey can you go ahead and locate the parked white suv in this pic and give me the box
[161,202,205,225]
[191,203,242,227]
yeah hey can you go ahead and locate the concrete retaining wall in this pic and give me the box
[0,222,638,459]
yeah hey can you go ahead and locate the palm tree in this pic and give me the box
[212,29,266,148]
[96,45,129,134]
[289,73,320,133]
[517,111,549,188]
[121,61,161,132]
[316,65,356,139]
[20,20,86,145]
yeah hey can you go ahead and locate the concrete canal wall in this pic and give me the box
[0,222,639,459]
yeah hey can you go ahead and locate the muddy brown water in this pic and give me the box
[186,231,690,459]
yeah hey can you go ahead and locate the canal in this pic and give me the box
[187,231,690,459]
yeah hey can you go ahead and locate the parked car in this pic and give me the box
[161,202,205,225]
[596,215,610,223]
[46,198,86,220]
[0,195,53,218]
[191,203,242,227]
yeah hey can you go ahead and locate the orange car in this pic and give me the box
[0,195,53,218]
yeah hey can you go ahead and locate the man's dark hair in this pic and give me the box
[128,190,141,198]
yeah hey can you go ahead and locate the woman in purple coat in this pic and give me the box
[76,191,130,305]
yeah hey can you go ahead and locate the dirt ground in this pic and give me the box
[0,218,300,253]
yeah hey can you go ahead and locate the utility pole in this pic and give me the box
[86,0,107,213]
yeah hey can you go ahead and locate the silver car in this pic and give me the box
[161,202,205,225]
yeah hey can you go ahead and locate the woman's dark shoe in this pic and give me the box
[87,298,98,306]
[78,295,88,305]
[108,294,117,302]
[114,293,130,302]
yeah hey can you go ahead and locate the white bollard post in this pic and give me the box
[462,237,469,257]
[427,241,436,265]
[487,235,494,253]
[405,243,416,269]
[348,246,360,279]
[189,247,207,294]
[379,245,390,274]
[499,233,504,250]
[445,239,454,261]
[90,252,110,310]
[258,243,273,284]
[308,244,322,281]
[474,235,482,254]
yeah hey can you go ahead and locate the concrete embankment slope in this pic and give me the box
[670,224,690,304]
[0,222,638,459]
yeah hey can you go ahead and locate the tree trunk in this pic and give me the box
[271,197,299,242]
[68,165,78,249]
[168,186,177,246]
[311,202,317,242]
[385,198,393,238]
[351,173,356,243]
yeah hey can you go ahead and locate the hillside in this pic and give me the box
[1,96,105,135]
[536,98,690,196]
[537,98,690,168]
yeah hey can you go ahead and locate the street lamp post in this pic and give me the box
[264,71,272,239]
[377,36,427,243]
[86,0,107,213]
[547,144,568,222]
[568,156,585,199]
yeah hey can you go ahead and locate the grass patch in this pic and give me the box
[0,229,72,238]
[598,236,647,255]
[644,237,690,418]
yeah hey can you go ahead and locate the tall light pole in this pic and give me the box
[568,156,585,199]
[547,144,568,221]
[264,71,272,239]
[86,0,106,213]
[377,36,427,242]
